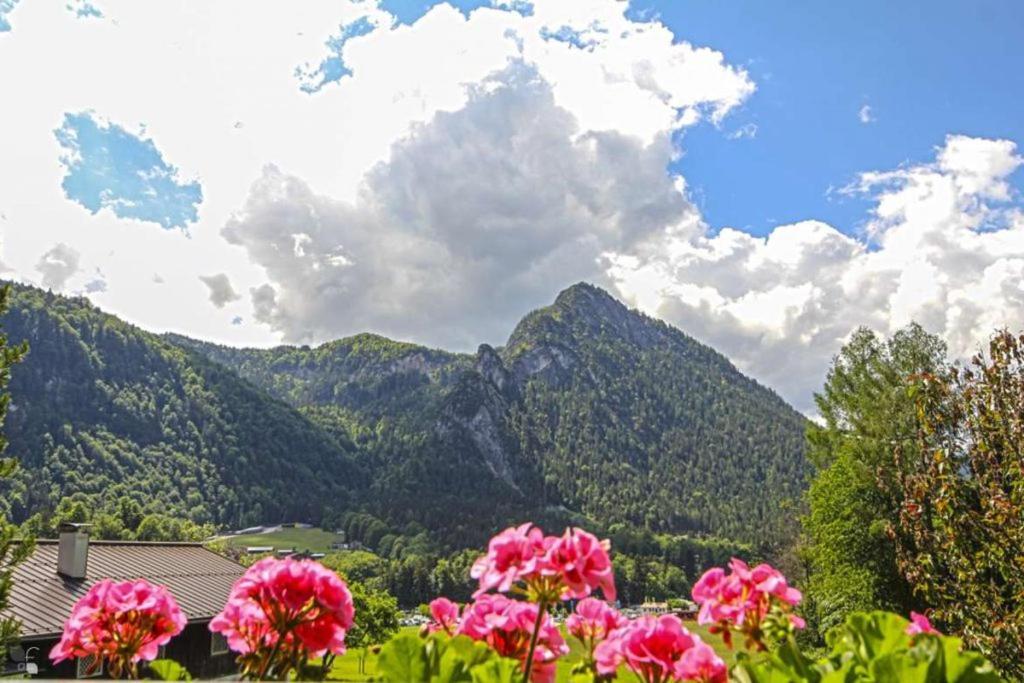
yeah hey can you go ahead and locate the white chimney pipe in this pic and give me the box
[57,523,90,579]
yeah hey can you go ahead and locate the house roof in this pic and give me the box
[5,540,244,639]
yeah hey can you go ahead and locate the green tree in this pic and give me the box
[134,514,214,542]
[0,284,31,661]
[803,324,946,636]
[343,582,401,676]
[886,330,1024,678]
[321,550,387,587]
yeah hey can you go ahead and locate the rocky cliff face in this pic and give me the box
[435,344,519,490]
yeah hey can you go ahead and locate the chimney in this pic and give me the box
[57,523,90,579]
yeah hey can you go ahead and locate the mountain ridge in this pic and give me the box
[1,280,808,547]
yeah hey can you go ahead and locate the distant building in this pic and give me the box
[245,546,274,554]
[2,524,244,679]
[638,601,670,615]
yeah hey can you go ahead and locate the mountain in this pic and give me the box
[0,280,807,547]
[0,284,365,529]
[172,283,809,544]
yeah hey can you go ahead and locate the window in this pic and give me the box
[76,653,103,679]
[211,632,229,656]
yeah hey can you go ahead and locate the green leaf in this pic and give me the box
[376,632,433,682]
[435,636,495,683]
[145,659,192,681]
[468,657,521,683]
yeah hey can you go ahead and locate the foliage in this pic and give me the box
[20,494,215,542]
[802,325,945,635]
[884,330,1024,678]
[311,527,747,610]
[732,612,1000,682]
[344,581,401,675]
[0,283,30,662]
[145,658,192,680]
[0,282,364,529]
[377,631,519,683]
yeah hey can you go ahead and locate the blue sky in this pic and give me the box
[650,0,1024,237]
[54,112,202,230]
[1,0,1022,411]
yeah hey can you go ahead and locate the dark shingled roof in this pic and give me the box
[4,541,244,639]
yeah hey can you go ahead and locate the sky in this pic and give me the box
[1,0,1023,412]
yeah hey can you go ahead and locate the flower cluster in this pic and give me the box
[594,614,727,683]
[465,524,615,681]
[209,557,354,679]
[691,558,803,649]
[423,597,460,636]
[50,579,186,678]
[470,523,615,603]
[456,594,568,683]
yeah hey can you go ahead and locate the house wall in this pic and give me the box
[19,621,236,679]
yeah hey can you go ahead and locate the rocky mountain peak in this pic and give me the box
[505,282,671,362]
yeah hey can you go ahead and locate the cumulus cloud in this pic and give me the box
[606,135,1024,411]
[5,0,1022,413]
[219,1,755,349]
[199,273,241,308]
[36,243,80,290]
[858,104,875,124]
[224,66,697,347]
[0,0,752,350]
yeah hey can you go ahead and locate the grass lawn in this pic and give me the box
[220,527,344,554]
[323,623,734,681]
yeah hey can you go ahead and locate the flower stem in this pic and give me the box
[522,599,548,683]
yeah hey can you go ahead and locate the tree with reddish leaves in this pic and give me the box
[887,330,1024,679]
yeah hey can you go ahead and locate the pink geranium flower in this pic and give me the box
[423,597,460,635]
[542,528,616,601]
[209,557,354,679]
[676,641,728,683]
[50,579,187,678]
[470,524,616,603]
[566,598,626,644]
[470,523,547,597]
[906,611,940,636]
[456,594,568,683]
[691,558,803,649]
[594,614,723,683]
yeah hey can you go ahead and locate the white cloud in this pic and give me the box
[1,0,1022,413]
[199,273,241,308]
[223,65,696,347]
[727,122,758,140]
[606,135,1024,411]
[0,0,751,349]
[35,243,81,290]
[858,103,875,124]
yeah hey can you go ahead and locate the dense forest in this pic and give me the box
[0,285,365,529]
[0,280,807,551]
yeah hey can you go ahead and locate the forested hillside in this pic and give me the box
[0,284,364,529]
[175,283,809,546]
